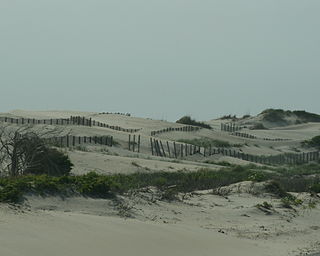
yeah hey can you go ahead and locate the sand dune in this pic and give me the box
[1,110,320,256]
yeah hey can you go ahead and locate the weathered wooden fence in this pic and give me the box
[43,135,113,148]
[0,116,140,133]
[98,112,131,116]
[128,134,141,153]
[150,139,201,158]
[150,139,320,165]
[151,126,201,136]
[221,123,244,132]
[230,132,290,141]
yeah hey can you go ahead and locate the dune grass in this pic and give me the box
[0,163,319,204]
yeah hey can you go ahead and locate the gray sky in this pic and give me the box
[1,0,319,121]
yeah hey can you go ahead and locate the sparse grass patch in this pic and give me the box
[177,138,239,148]
[281,196,303,208]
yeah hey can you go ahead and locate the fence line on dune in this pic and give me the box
[0,116,140,133]
[220,122,290,141]
[220,123,245,132]
[128,134,141,153]
[230,132,291,141]
[42,135,114,148]
[150,126,201,136]
[150,138,320,165]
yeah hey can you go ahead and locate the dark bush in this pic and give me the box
[25,148,73,176]
[303,135,320,149]
[176,116,211,129]
[310,184,320,193]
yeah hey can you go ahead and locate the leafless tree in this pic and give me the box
[0,126,70,176]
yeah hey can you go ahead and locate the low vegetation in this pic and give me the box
[176,116,212,129]
[303,135,320,149]
[1,163,320,204]
[219,114,237,120]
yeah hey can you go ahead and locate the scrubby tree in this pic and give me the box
[0,127,72,176]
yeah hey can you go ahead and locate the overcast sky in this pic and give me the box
[1,0,319,121]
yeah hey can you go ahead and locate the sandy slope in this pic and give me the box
[2,185,320,256]
[0,209,268,256]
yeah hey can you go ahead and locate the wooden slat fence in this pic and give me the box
[230,132,290,141]
[150,139,320,165]
[221,123,245,132]
[43,135,113,148]
[0,116,140,133]
[151,126,201,136]
[128,134,141,153]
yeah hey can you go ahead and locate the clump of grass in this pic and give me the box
[176,116,212,129]
[281,196,303,208]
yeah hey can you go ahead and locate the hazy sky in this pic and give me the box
[1,0,319,121]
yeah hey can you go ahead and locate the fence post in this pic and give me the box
[137,135,140,153]
[133,135,136,152]
[160,141,166,157]
[173,142,177,158]
[167,141,171,158]
[129,135,131,151]
[66,136,70,147]
[150,138,154,155]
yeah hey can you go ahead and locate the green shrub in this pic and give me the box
[75,172,119,198]
[303,135,320,149]
[176,116,211,129]
[310,184,320,193]
[0,184,22,203]
[281,196,303,208]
